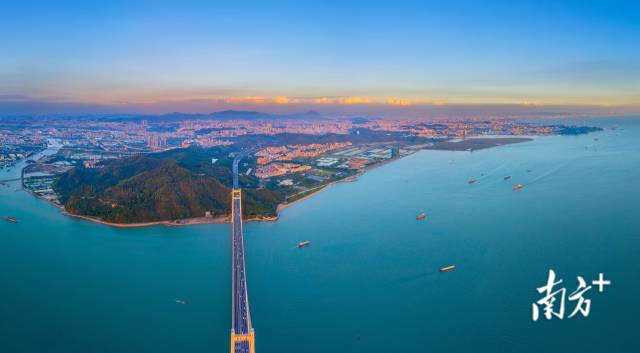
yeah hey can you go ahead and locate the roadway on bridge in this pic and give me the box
[230,152,254,353]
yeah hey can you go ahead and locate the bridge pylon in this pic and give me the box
[230,330,255,353]
[231,189,242,221]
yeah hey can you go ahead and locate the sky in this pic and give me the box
[1,0,639,117]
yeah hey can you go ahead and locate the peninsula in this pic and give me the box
[1,113,602,226]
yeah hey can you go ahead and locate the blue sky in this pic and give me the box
[1,0,639,115]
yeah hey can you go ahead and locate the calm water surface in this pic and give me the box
[1,118,639,353]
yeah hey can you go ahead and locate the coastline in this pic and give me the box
[63,209,280,228]
[52,155,399,228]
[276,153,402,213]
[37,136,533,228]
[22,186,229,228]
[61,211,230,228]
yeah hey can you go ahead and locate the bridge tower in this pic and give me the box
[230,330,256,353]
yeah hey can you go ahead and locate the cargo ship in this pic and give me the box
[4,216,18,223]
[512,184,524,191]
[416,213,427,220]
[297,241,312,248]
[440,265,456,272]
[468,179,476,184]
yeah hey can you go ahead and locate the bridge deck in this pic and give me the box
[230,154,255,353]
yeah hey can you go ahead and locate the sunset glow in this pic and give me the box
[1,0,639,116]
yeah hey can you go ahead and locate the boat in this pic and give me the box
[468,179,476,184]
[175,299,187,305]
[297,241,312,248]
[503,176,511,180]
[416,213,427,220]
[4,216,18,223]
[512,184,524,191]
[440,265,456,272]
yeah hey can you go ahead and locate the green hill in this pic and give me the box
[54,152,282,224]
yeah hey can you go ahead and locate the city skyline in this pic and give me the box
[2,0,640,116]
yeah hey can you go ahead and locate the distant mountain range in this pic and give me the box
[97,109,324,122]
[210,109,323,120]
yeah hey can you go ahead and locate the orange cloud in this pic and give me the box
[311,96,374,105]
[314,97,334,104]
[196,95,420,106]
[386,97,413,106]
[223,96,268,104]
[430,99,446,106]
[338,97,373,105]
[273,96,290,104]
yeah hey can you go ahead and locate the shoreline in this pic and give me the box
[62,211,230,228]
[37,136,531,228]
[276,153,402,213]
[63,210,281,228]
[53,155,397,229]
[24,181,283,228]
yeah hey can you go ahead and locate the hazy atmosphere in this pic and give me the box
[2,0,639,116]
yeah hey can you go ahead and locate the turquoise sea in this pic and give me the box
[1,118,639,353]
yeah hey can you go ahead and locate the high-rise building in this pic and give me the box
[147,135,167,149]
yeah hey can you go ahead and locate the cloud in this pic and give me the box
[385,97,413,106]
[273,96,291,104]
[223,96,268,104]
[311,96,377,105]
[217,96,382,105]
[338,97,373,105]
[2,92,639,118]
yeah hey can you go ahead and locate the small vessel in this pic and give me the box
[440,265,456,272]
[297,241,312,248]
[416,213,427,220]
[512,184,524,191]
[503,176,511,180]
[468,179,476,184]
[527,169,532,173]
[4,216,18,223]
[175,299,187,305]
